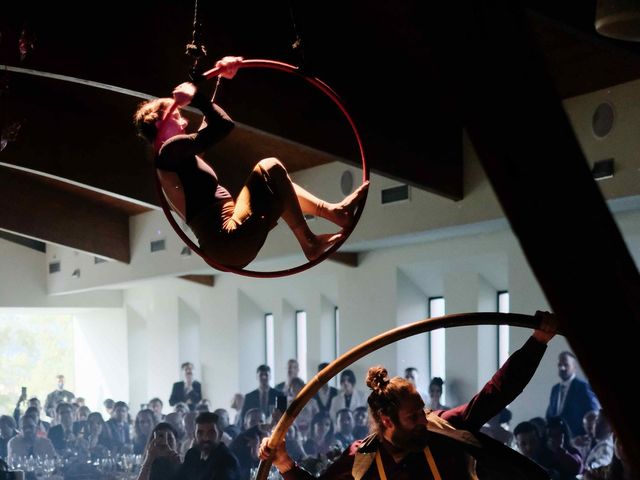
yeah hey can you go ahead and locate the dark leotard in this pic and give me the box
[156,94,282,268]
[156,93,234,223]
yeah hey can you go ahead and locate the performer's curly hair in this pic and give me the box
[366,366,416,433]
[133,98,174,142]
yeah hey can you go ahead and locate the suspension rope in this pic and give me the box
[185,0,208,82]
[287,0,307,70]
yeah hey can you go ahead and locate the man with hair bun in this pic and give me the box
[260,311,558,479]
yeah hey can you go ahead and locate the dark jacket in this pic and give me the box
[546,377,600,437]
[175,443,241,480]
[169,381,202,411]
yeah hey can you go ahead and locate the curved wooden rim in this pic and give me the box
[256,312,550,479]
[157,58,369,278]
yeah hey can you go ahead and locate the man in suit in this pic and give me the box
[176,411,240,480]
[240,365,285,427]
[105,401,131,452]
[546,350,600,438]
[169,362,202,412]
[47,402,76,453]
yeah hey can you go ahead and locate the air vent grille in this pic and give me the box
[381,185,409,204]
[150,239,166,252]
[48,261,61,274]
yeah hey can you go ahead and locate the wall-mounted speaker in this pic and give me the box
[340,170,354,196]
[592,102,615,138]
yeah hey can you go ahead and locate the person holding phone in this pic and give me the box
[137,423,180,480]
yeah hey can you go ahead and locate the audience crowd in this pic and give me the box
[0,352,631,480]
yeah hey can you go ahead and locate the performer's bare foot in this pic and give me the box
[324,181,370,229]
[302,233,343,261]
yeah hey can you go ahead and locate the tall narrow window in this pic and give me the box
[296,310,307,381]
[428,297,446,390]
[497,291,510,367]
[265,313,275,375]
[334,306,340,359]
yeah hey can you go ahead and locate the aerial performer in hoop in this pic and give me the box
[134,55,369,269]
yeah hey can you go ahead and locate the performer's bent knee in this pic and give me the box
[258,157,285,174]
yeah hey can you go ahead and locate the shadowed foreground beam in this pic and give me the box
[0,167,130,262]
[435,0,640,470]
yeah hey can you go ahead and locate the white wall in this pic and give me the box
[73,308,128,412]
[6,221,621,427]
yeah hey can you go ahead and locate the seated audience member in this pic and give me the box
[213,408,240,444]
[175,412,241,480]
[240,365,286,427]
[105,401,132,453]
[164,412,187,456]
[173,402,189,416]
[530,416,549,443]
[169,362,202,412]
[48,402,78,453]
[351,405,369,439]
[73,405,91,423]
[7,416,56,462]
[584,409,614,471]
[288,377,319,440]
[329,369,367,421]
[547,416,583,477]
[313,363,338,415]
[23,406,49,438]
[0,416,18,459]
[514,419,582,479]
[229,421,268,480]
[148,398,165,423]
[73,405,91,435]
[242,408,266,433]
[12,393,45,428]
[103,398,115,419]
[427,376,450,410]
[572,409,598,464]
[303,411,340,458]
[137,422,181,480]
[584,433,639,480]
[133,409,157,455]
[195,398,213,413]
[81,412,113,458]
[333,408,355,450]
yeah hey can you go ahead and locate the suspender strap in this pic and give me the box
[423,447,443,480]
[374,447,442,480]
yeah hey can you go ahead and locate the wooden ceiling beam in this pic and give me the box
[328,252,359,268]
[0,166,130,262]
[178,275,215,287]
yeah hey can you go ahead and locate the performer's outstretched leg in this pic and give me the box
[258,158,342,261]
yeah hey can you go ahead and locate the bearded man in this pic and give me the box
[261,311,558,479]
